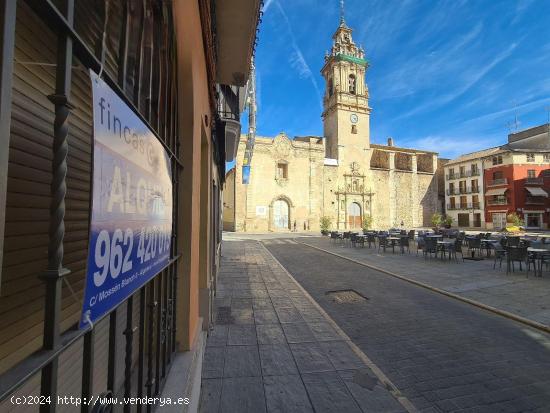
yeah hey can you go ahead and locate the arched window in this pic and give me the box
[349,74,356,94]
[328,78,334,96]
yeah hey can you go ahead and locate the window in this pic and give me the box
[471,164,478,174]
[527,153,535,162]
[528,170,536,178]
[448,168,455,179]
[492,156,503,165]
[276,162,288,179]
[352,180,358,191]
[450,198,456,208]
[328,78,334,97]
[544,154,550,162]
[351,124,357,134]
[459,180,466,193]
[472,195,479,209]
[471,179,478,192]
[459,166,465,177]
[448,183,454,194]
[493,171,503,180]
[348,74,356,94]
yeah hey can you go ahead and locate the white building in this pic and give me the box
[443,148,498,229]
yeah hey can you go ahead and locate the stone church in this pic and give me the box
[223,17,440,232]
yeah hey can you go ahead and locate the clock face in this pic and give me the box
[350,114,359,124]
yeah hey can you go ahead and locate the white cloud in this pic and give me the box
[273,0,323,111]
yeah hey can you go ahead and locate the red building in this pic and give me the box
[484,125,550,230]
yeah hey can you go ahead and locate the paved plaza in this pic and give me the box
[199,240,406,413]
[293,236,550,328]
[265,240,550,412]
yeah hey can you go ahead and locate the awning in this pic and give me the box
[526,187,549,197]
[485,188,507,196]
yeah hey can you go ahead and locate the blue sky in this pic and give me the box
[240,0,550,162]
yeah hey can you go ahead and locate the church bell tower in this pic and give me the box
[322,3,371,163]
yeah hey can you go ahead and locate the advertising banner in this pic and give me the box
[242,165,251,185]
[80,71,173,328]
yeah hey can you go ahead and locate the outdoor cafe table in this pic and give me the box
[480,239,500,257]
[527,247,550,277]
[387,237,400,253]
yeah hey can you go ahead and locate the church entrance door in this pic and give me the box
[348,202,362,229]
[273,199,290,230]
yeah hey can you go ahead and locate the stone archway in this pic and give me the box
[269,195,293,232]
[348,202,362,229]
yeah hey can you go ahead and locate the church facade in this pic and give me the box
[223,19,440,232]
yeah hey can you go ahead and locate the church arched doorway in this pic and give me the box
[348,202,362,229]
[273,199,290,230]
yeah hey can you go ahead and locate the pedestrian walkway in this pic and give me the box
[199,240,406,413]
[294,237,550,329]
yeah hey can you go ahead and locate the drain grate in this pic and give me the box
[325,289,367,304]
[215,306,234,324]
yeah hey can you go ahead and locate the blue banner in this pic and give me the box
[242,165,251,185]
[80,71,173,329]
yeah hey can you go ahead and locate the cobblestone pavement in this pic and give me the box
[264,240,550,413]
[289,237,550,327]
[199,240,406,413]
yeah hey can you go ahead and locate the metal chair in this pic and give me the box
[400,236,410,254]
[378,236,388,253]
[506,246,527,274]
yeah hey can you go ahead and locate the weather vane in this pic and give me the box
[340,0,345,24]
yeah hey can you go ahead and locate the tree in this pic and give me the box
[431,212,443,228]
[320,216,332,233]
[443,215,453,227]
[362,214,373,231]
[506,212,525,227]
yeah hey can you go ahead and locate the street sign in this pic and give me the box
[80,71,173,328]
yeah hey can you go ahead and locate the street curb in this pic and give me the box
[259,241,419,413]
[300,241,550,335]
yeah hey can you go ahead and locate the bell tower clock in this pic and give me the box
[321,8,371,164]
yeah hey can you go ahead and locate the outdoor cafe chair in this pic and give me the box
[445,238,464,262]
[506,246,527,274]
[408,230,415,241]
[399,236,410,254]
[350,233,357,247]
[423,237,438,259]
[416,235,425,256]
[467,237,481,257]
[506,236,520,247]
[378,236,388,253]
[355,235,366,248]
[367,233,376,248]
[492,243,506,269]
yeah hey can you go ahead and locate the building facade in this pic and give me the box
[224,19,440,232]
[443,125,550,230]
[0,0,260,411]
[444,154,488,228]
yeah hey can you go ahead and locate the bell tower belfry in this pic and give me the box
[322,3,371,163]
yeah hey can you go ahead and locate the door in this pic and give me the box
[273,199,289,230]
[473,213,481,228]
[458,213,470,227]
[492,213,507,230]
[348,202,362,229]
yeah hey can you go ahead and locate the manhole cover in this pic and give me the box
[325,289,367,304]
[216,306,234,324]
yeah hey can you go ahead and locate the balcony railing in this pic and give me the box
[446,170,480,180]
[526,197,546,205]
[487,178,508,186]
[525,177,544,185]
[447,203,481,210]
[470,169,480,177]
[447,187,480,195]
[446,173,456,180]
[487,198,508,205]
[446,189,459,196]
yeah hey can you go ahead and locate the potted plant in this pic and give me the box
[505,212,525,232]
[320,216,332,235]
[362,214,373,232]
[431,212,443,231]
[443,215,453,229]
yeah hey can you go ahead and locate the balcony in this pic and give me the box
[446,173,457,180]
[525,177,544,185]
[470,169,480,177]
[487,198,508,206]
[446,188,460,196]
[487,178,508,187]
[446,203,481,210]
[526,197,546,205]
